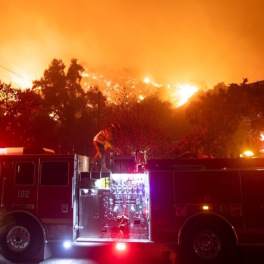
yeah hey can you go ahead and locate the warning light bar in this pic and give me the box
[0,148,23,155]
[0,147,55,155]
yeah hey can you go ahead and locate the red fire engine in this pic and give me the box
[0,147,264,263]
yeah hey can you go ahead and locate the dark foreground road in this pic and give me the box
[0,244,264,264]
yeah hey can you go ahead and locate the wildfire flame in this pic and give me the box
[176,83,198,107]
[144,77,150,84]
[240,151,254,158]
[82,71,199,107]
[12,73,33,89]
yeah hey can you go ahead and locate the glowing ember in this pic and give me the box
[139,95,144,100]
[49,112,58,121]
[260,133,264,141]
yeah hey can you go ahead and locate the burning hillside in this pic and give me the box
[81,68,204,107]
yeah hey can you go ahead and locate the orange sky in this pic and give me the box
[1,0,264,88]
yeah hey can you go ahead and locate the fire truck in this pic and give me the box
[0,147,264,263]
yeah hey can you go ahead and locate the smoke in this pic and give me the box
[1,0,264,89]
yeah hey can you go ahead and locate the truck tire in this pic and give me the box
[0,214,44,263]
[181,220,235,264]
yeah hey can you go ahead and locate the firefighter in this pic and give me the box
[93,123,121,171]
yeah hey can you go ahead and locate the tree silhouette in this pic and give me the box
[177,80,264,158]
[0,82,44,147]
[107,93,174,159]
[32,58,98,154]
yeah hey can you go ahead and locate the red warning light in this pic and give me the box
[116,242,126,251]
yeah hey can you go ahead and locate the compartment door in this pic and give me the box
[37,158,73,240]
[149,171,175,241]
[74,155,90,240]
[241,170,264,243]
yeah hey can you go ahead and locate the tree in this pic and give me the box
[32,58,102,154]
[177,87,241,157]
[237,81,264,154]
[107,93,174,159]
[32,59,83,153]
[0,82,45,147]
[0,82,18,146]
[177,80,264,158]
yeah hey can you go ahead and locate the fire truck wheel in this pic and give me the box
[0,214,43,263]
[181,221,235,264]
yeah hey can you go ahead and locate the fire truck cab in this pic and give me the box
[0,148,264,263]
[0,149,151,262]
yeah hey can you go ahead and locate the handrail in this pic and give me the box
[1,177,6,207]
